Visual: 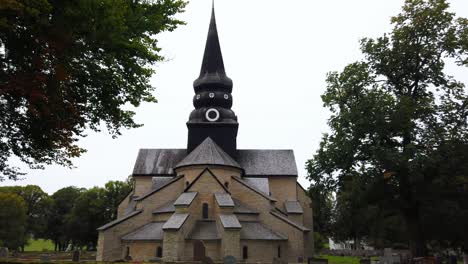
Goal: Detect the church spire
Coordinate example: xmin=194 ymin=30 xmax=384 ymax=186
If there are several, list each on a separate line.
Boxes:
xmin=187 ymin=3 xmax=239 ymax=158
xmin=193 ymin=2 xmax=233 ymax=92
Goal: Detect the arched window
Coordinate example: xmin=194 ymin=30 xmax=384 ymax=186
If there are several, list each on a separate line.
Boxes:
xmin=156 ymin=246 xmax=162 ymax=258
xmin=242 ymin=246 xmax=248 ymax=260
xmin=277 ymin=245 xmax=281 ymax=258
xmin=202 ymin=203 xmax=209 ymax=219
xmin=186 ymin=181 xmax=190 ymax=188
xmin=125 ymin=246 xmax=130 ymax=258
xmin=224 ymin=181 xmax=229 ymax=189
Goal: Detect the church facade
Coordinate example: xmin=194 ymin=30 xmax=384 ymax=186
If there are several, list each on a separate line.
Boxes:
xmin=96 ymin=6 xmax=314 ymax=263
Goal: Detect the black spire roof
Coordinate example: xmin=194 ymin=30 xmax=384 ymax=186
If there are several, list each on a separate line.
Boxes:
xmin=187 ymin=3 xmax=238 ymax=157
xmin=193 ymin=3 xmax=233 ymax=92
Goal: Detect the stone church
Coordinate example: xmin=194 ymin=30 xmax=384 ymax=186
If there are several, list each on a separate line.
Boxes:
xmin=96 ymin=6 xmax=314 ymax=263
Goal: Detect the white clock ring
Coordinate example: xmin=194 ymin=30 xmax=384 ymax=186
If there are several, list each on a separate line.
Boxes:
xmin=205 ymin=108 xmax=220 ymax=122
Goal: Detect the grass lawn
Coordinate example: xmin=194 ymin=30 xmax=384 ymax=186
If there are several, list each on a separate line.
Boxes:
xmin=24 ymin=239 xmax=54 ymax=252
xmin=318 ymin=255 xmax=362 ymax=264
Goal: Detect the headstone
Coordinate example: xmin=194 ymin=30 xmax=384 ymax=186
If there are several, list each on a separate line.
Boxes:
xmin=72 ymin=250 xmax=80 ymax=262
xmin=201 ymin=256 xmax=214 ymax=264
xmin=0 ymin=247 xmax=8 ymax=259
xmin=224 ymin=255 xmax=237 ymax=264
xmin=360 ymin=258 xmax=371 ymax=264
xmin=40 ymin=254 xmax=50 ymax=263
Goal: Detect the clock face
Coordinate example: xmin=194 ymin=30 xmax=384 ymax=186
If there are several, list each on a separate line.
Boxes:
xmin=205 ymin=108 xmax=220 ymax=122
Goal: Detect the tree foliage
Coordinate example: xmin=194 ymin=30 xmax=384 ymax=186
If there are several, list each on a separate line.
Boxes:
xmin=0 ymin=192 xmax=27 ymax=250
xmin=0 ymin=185 xmax=52 ymax=238
xmin=307 ymin=0 xmax=468 ymax=257
xmin=0 ymin=0 xmax=186 ymax=180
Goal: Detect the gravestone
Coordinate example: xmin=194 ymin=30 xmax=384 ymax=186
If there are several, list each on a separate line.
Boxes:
xmin=201 ymin=256 xmax=214 ymax=264
xmin=360 ymin=258 xmax=371 ymax=264
xmin=40 ymin=254 xmax=50 ymax=263
xmin=224 ymin=255 xmax=237 ymax=264
xmin=72 ymin=250 xmax=80 ymax=262
xmin=0 ymin=247 xmax=8 ymax=258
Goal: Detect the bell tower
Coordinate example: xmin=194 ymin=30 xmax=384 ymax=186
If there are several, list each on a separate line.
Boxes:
xmin=187 ymin=4 xmax=239 ymax=158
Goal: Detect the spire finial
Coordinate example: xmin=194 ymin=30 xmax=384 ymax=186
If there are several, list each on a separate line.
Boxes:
xmin=193 ymin=1 xmax=233 ymax=92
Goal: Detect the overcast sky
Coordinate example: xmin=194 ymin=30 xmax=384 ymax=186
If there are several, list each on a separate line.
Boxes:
xmin=2 ymin=0 xmax=468 ymax=194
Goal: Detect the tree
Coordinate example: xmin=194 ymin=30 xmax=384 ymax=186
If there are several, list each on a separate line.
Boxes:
xmin=307 ymin=0 xmax=468 ymax=257
xmin=308 ymin=184 xmax=334 ymax=250
xmin=0 ymin=185 xmax=52 ymax=242
xmin=67 ymin=187 xmax=106 ymax=249
xmin=46 ymin=186 xmax=84 ymax=251
xmin=102 ymin=180 xmax=132 ymax=221
xmin=0 ymin=0 xmax=186 ymax=180
xmin=0 ymin=192 xmax=27 ymax=250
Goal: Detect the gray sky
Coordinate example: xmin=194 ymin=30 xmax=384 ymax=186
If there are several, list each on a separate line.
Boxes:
xmin=2 ymin=0 xmax=468 ymax=194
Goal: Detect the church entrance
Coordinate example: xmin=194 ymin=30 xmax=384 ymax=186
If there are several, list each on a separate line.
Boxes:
xmin=193 ymin=240 xmax=206 ymax=261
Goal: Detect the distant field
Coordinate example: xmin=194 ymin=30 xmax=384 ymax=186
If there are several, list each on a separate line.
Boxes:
xmin=318 ymin=255 xmax=362 ymax=264
xmin=24 ymin=239 xmax=54 ymax=252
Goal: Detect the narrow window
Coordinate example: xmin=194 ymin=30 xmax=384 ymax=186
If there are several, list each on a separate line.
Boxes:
xmin=243 ymin=246 xmax=248 ymax=260
xmin=224 ymin=181 xmax=229 ymax=189
xmin=202 ymin=203 xmax=209 ymax=219
xmin=186 ymin=181 xmax=190 ymax=188
xmin=277 ymin=245 xmax=281 ymax=258
xmin=156 ymin=246 xmax=162 ymax=258
xmin=125 ymin=246 xmax=130 ymax=258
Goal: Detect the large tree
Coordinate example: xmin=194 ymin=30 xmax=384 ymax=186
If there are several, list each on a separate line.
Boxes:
xmin=46 ymin=186 xmax=84 ymax=251
xmin=307 ymin=0 xmax=468 ymax=258
xmin=0 ymin=185 xmax=52 ymax=241
xmin=0 ymin=192 xmax=27 ymax=250
xmin=0 ymin=0 xmax=186 ymax=180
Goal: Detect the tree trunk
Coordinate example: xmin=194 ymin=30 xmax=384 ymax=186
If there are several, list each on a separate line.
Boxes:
xmin=403 ymin=208 xmax=427 ymax=258
xmin=463 ymin=252 xmax=467 ymax=264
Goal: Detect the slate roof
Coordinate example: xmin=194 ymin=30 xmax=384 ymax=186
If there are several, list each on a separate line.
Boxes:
xmin=174 ymin=138 xmax=241 ymax=170
xmin=163 ymin=213 xmax=189 ymax=230
xmin=174 ymin=192 xmax=198 ymax=207
xmin=219 ymin=214 xmax=241 ymax=229
xmin=132 ymin=148 xmax=298 ymax=177
xmin=214 ymin=193 xmax=235 ymax=207
xmin=133 ymin=149 xmax=186 ymax=176
xmin=233 ymin=199 xmax=259 ymax=214
xmin=237 ymin=149 xmax=298 ymax=176
xmin=284 ymin=201 xmax=304 ymax=214
xmin=97 ymin=210 xmax=142 ymax=231
xmin=270 ymin=211 xmax=310 ymax=232
xmin=240 ymin=221 xmax=288 ymax=241
xmin=187 ymin=220 xmax=220 ymax=240
xmin=232 ymin=176 xmax=276 ymax=202
xmin=152 ymin=176 xmax=174 ymax=190
xmin=243 ymin=177 xmax=270 ymax=195
xmin=123 ymin=198 xmax=137 ymax=215
xmin=121 ymin=222 xmax=164 ymax=241
xmin=153 ymin=200 xmax=176 ymax=214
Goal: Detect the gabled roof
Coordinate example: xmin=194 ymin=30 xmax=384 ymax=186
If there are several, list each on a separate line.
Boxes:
xmin=121 ymin=222 xmax=164 ymax=241
xmin=185 ymin=168 xmax=230 ymax=194
xmin=174 ymin=138 xmax=241 ymax=170
xmin=132 ymin=148 xmax=298 ymax=177
xmin=240 ymin=221 xmax=288 ymax=241
xmin=133 ymin=149 xmax=186 ymax=176
xmin=237 ymin=149 xmax=298 ymax=176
